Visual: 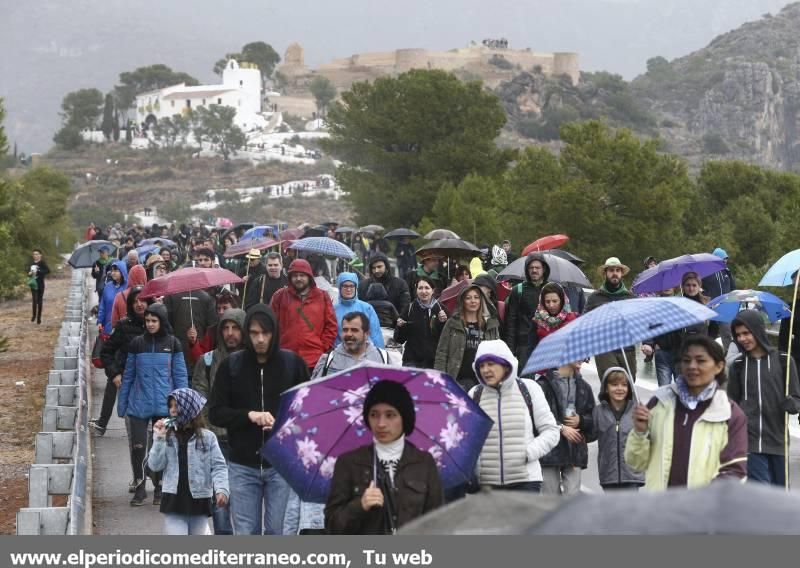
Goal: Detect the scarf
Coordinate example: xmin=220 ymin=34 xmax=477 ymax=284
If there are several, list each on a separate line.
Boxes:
xmin=674 ymin=376 xmax=717 ymax=410
xmin=533 ymin=304 xmax=572 ymax=333
xmin=600 ymin=281 xmax=629 ymax=296
xmin=416 ymin=296 xmax=437 ymax=310
xmin=416 ymin=266 xmax=441 ymax=281
xmin=374 ymin=435 xmax=405 ymax=486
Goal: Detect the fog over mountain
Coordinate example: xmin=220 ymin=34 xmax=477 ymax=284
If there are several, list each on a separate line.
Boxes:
xmin=0 ymin=0 xmax=791 ymax=152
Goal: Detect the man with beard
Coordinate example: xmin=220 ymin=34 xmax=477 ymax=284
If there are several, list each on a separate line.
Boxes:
xmin=584 ymin=257 xmax=636 ymax=380
xmin=358 ymin=252 xmax=410 ymax=316
xmin=246 ymin=252 xmax=288 ymax=310
xmin=193 ymin=307 xmax=246 ymax=535
xmin=270 ymin=259 xmax=338 ymax=371
xmin=503 ymin=253 xmax=551 ymax=368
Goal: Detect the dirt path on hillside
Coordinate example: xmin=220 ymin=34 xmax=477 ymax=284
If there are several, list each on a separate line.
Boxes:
xmin=0 ymin=266 xmax=70 ymax=534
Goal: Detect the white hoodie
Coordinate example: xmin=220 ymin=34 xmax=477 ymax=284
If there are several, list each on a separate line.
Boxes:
xmin=468 ymin=340 xmax=560 ymax=485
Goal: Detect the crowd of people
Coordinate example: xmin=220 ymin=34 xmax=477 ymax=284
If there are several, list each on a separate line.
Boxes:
xmin=75 ymin=219 xmax=800 ymax=535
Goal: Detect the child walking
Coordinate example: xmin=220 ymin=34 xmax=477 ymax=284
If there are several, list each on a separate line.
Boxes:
xmin=536 ymin=361 xmax=595 ymax=495
xmin=588 ymin=367 xmax=644 ymax=490
xmin=148 ymin=388 xmax=229 ymax=535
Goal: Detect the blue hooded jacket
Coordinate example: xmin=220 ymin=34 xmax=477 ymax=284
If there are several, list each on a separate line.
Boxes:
xmin=334 ymin=272 xmax=384 ymax=348
xmin=97 ymin=259 xmax=128 ymax=334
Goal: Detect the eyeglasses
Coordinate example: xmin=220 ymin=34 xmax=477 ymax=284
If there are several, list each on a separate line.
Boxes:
xmin=340 ymin=283 xmax=356 ymax=289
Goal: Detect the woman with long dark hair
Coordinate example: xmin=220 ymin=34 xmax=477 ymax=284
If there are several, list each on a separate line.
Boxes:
xmin=394 ymin=276 xmax=447 ymax=368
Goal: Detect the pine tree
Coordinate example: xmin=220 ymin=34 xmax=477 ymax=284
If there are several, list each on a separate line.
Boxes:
xmin=101 ymin=93 xmax=114 ymax=140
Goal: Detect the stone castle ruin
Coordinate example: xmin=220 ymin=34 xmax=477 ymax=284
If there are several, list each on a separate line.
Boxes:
xmin=277 ymin=42 xmax=579 ymax=92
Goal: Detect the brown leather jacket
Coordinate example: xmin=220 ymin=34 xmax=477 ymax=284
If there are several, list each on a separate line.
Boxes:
xmin=325 ymin=442 xmax=444 ymax=534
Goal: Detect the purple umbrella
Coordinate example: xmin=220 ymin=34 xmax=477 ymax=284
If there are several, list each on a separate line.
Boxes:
xmin=262 ymin=365 xmax=493 ymax=503
xmin=632 ymin=253 xmax=726 ymax=295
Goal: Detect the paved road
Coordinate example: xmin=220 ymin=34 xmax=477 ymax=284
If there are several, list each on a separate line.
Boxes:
xmin=578 ymin=351 xmax=800 ymax=493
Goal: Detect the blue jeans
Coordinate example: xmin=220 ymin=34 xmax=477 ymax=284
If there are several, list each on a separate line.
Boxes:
xmin=654 ymin=349 xmax=675 ymax=387
xmin=491 ymin=481 xmax=541 ymax=493
xmin=163 ymin=513 xmax=209 ymax=535
xmin=227 ymin=461 xmax=291 ymax=535
xmin=748 ymin=453 xmax=785 ymax=486
xmin=211 ymin=439 xmax=233 ymax=535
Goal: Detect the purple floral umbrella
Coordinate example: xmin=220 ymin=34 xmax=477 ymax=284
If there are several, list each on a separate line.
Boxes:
xmin=262 ymin=364 xmax=494 ymax=504
xmin=631 ymin=253 xmax=726 ymax=295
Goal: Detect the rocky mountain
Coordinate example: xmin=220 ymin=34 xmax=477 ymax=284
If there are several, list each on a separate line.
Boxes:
xmin=502 ymin=2 xmax=800 ymax=171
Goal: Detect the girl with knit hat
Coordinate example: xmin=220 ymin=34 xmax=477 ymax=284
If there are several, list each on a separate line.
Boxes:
xmin=325 ymin=380 xmax=443 ymax=534
xmin=149 ymin=388 xmax=229 ymax=535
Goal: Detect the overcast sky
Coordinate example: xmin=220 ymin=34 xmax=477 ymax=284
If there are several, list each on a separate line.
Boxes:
xmin=0 ymin=0 xmax=793 ymax=152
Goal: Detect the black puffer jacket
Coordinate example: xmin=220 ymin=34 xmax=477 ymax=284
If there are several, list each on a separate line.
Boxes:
xmin=358 ymin=253 xmax=411 ymax=315
xmin=536 ymin=370 xmax=595 ymax=469
xmin=503 ymin=254 xmax=551 ymax=364
xmin=100 ymin=289 xmax=145 ymax=380
xmin=208 ymin=304 xmax=309 ymax=467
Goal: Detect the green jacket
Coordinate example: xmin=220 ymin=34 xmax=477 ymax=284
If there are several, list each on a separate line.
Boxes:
xmin=434 ymin=316 xmax=500 ymax=382
xmin=624 ymin=384 xmax=748 ymax=490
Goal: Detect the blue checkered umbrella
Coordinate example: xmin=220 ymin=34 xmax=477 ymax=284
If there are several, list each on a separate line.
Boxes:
xmin=522 ymin=297 xmax=717 ymax=375
xmin=289 ymin=237 xmax=356 ymax=259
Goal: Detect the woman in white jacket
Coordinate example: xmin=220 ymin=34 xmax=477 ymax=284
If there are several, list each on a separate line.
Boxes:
xmin=468 ymin=340 xmax=560 ymax=492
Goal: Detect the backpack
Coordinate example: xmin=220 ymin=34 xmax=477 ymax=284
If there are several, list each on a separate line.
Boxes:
xmin=321 ymin=348 xmax=388 ymax=377
xmin=472 ymin=378 xmax=540 ymax=437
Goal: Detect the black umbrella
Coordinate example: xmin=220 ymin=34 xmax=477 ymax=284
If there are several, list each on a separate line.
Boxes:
xmin=334 ymin=226 xmax=357 ymax=234
xmin=424 ymin=229 xmax=460 ymax=240
xmin=547 ymin=248 xmax=585 ymax=265
xmin=303 ymin=225 xmax=329 ymax=237
xmin=400 ymin=489 xmax=561 ymax=535
xmin=530 ymin=480 xmax=800 ymax=535
xmin=385 ymin=228 xmax=421 ymax=239
xmin=359 ymin=224 xmax=385 ymax=235
xmin=416 ymin=238 xmax=481 ymax=258
xmin=68 ymin=240 xmax=118 ymax=269
xmin=497 ymin=253 xmax=591 ymax=287
xmin=221 ymin=222 xmax=258 ymax=242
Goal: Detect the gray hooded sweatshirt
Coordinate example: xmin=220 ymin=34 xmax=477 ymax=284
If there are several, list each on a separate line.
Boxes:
xmin=587 ymin=367 xmax=645 ymax=487
xmin=193 ymin=308 xmax=246 ymax=439
xmin=728 ymin=309 xmax=800 ymax=456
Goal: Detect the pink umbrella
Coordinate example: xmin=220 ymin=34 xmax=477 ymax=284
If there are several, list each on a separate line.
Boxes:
xmin=140 ymin=268 xmax=242 ymax=325
xmin=216 ymin=217 xmax=234 ymax=228
xmin=522 ymin=234 xmax=570 ymax=256
xmin=223 ymin=237 xmax=280 ymax=258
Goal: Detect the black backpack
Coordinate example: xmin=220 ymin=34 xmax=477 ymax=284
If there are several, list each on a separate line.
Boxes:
xmin=471 ymin=378 xmax=540 ymax=436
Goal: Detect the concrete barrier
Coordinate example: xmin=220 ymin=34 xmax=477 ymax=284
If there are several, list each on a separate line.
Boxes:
xmin=17 ymin=267 xmax=91 ymax=534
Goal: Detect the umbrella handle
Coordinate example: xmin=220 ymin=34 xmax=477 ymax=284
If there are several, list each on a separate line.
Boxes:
xmin=620 ymin=348 xmax=640 ymax=406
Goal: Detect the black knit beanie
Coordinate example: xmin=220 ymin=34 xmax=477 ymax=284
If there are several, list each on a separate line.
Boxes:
xmin=362 ymin=380 xmax=416 ymax=436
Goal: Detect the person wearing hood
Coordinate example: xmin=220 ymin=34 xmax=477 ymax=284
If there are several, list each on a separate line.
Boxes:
xmin=435 ymin=284 xmax=501 ymax=392
xmin=587 ymin=367 xmax=644 ymax=490
xmin=585 ymin=257 xmax=637 ymax=381
xmin=364 ymin=282 xmax=399 ymax=330
xmin=728 ymin=310 xmax=800 ymax=486
xmin=245 ymin=252 xmax=288 ymax=310
xmin=111 ymin=264 xmax=147 ymax=327
xmin=503 ymin=253 xmax=551 ymax=367
xmin=119 ymin=303 xmax=189 ymax=506
xmin=406 ymin=252 xmax=446 ymax=299
xmin=641 ymin=271 xmax=710 ymax=387
xmin=192 ymin=307 xmax=246 ymax=536
xmin=394 ymin=276 xmax=447 ymax=368
xmin=270 ymin=259 xmax=338 ymax=370
xmin=97 ymin=259 xmax=128 ymax=335
xmin=325 ymin=380 xmax=443 ymax=534
xmin=529 ymin=282 xmax=577 ymax=361
xmin=208 ymin=304 xmax=309 ymax=535
xmin=626 ymin=335 xmax=748 ymax=490
xmin=468 ymin=340 xmax=559 ymax=492
xmin=149 ymin=388 xmax=229 ymax=535
xmin=703 ymin=248 xmax=736 ymax=352
xmin=358 ymin=252 xmax=411 ymax=316
xmin=90 ymin=285 xmax=149 ymax=438
xmin=334 ymin=273 xmax=384 ymax=348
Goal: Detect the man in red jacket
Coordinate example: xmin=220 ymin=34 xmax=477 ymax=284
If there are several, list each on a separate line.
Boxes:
xmin=270 ymin=259 xmax=337 ymax=371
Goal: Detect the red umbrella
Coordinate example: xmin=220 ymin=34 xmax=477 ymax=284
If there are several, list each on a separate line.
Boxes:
xmin=139 ymin=268 xmax=242 ymax=299
xmin=522 ymin=234 xmax=570 ymax=256
xmin=223 ymin=237 xmax=280 ymax=258
xmin=279 ymin=228 xmax=304 ymax=241
xmin=439 ymin=279 xmax=472 ymax=314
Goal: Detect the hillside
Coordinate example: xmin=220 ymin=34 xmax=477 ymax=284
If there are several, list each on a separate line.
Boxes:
xmin=41 ymin=144 xmax=354 ymax=228
xmin=503 ymin=3 xmax=800 ymax=171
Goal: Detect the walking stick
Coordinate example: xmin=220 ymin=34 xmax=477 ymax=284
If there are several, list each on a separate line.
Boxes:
xmin=242 ymin=261 xmax=252 ymax=305
xmin=784 ymin=270 xmax=800 ymax=491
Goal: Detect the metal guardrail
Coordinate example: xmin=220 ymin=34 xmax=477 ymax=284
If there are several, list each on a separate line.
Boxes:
xmin=16 ymin=268 xmax=90 ymax=535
